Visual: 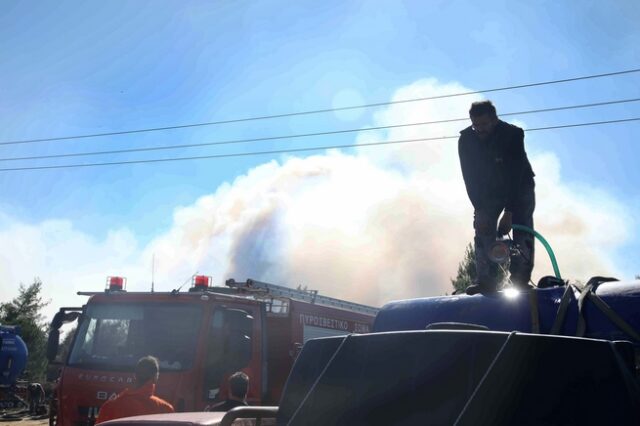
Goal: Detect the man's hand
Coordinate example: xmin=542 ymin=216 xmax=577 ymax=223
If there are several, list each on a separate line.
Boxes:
xmin=498 ymin=211 xmax=513 ymax=236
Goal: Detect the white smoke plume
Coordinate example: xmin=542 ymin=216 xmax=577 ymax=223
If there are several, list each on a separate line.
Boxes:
xmin=0 ymin=78 xmax=633 ymax=317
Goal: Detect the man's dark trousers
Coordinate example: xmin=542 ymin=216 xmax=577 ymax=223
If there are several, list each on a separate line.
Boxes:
xmin=474 ymin=184 xmax=535 ymax=289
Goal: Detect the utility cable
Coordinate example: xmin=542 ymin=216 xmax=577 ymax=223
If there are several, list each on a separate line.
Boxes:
xmin=0 ymin=117 xmax=637 ymax=172
xmin=1 ymin=98 xmax=638 ymax=163
xmin=1 ymin=68 xmax=639 ymax=146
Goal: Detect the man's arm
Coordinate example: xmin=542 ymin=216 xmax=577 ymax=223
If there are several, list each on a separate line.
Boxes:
xmin=206 ymin=400 xmax=228 ymax=412
xmin=149 ymin=395 xmax=175 ymax=413
xmin=504 ymin=128 xmax=526 ymax=212
xmin=458 ymin=136 xmax=483 ymax=210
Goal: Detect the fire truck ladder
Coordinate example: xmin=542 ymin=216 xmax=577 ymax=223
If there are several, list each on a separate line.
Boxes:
xmin=225 ymin=278 xmax=379 ymax=316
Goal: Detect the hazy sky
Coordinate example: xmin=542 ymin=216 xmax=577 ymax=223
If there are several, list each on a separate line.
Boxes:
xmin=1 ymin=0 xmax=639 ymax=318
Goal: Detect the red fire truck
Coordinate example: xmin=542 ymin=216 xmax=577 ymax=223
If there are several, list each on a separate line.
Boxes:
xmin=46 ymin=276 xmax=377 ymax=426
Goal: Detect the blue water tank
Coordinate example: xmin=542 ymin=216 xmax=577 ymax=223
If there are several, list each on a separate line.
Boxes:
xmin=0 ymin=325 xmax=29 ymax=386
xmin=373 ymin=280 xmax=640 ymax=345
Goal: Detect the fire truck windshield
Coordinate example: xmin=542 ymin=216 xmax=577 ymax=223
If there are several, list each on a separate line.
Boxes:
xmin=68 ymin=303 xmax=203 ymax=371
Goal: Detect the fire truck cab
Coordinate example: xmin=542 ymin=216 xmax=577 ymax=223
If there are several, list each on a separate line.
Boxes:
xmin=46 ymin=276 xmax=377 ymax=426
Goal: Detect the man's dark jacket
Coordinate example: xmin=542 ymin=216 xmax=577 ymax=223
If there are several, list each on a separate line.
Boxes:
xmin=458 ymin=120 xmax=534 ymax=212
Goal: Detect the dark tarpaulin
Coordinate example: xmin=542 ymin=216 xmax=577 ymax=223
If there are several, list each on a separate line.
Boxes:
xmin=277 ymin=330 xmax=640 ymax=426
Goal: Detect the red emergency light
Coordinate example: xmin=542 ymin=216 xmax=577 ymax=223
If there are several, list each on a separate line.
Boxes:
xmin=190 ymin=275 xmax=211 ymax=291
xmin=106 ymin=276 xmax=126 ymax=292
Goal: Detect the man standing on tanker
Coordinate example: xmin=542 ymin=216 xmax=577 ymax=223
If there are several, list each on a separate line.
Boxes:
xmin=458 ymin=100 xmax=536 ymax=295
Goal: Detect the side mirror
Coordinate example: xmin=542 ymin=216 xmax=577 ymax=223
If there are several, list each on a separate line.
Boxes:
xmin=47 ymin=308 xmax=82 ymax=362
xmin=46 ymin=329 xmax=60 ymax=362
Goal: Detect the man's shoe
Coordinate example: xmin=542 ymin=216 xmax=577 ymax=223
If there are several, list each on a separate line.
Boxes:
xmin=465 ymin=284 xmax=482 ymax=295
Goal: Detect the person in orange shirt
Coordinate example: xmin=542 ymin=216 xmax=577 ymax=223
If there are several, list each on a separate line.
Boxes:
xmin=96 ymin=356 xmax=174 ymax=424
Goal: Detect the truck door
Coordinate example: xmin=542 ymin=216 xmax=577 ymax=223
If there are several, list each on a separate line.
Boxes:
xmin=203 ymin=307 xmax=253 ymax=402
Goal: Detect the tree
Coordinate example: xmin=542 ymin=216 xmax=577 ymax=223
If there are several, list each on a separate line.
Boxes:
xmin=451 ymin=243 xmax=506 ymax=293
xmin=451 ymin=244 xmax=476 ymax=294
xmin=0 ymin=278 xmax=50 ymax=383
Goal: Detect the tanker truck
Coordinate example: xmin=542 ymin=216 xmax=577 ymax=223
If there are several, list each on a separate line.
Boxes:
xmin=0 ymin=325 xmax=28 ymax=410
xmin=46 ymin=276 xmax=377 ymax=426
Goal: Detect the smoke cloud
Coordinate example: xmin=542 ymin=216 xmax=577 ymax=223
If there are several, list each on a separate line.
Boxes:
xmin=0 ymin=78 xmax=632 ymax=317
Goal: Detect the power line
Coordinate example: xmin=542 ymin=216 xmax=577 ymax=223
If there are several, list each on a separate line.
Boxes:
xmin=2 ymin=68 xmax=639 ymax=146
xmin=2 ymin=97 xmax=638 ymax=163
xmin=0 ymin=117 xmax=638 ymax=172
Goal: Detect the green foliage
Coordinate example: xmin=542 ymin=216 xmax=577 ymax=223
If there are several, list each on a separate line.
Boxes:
xmin=451 ymin=244 xmax=477 ymax=294
xmin=0 ymin=278 xmax=50 ymax=383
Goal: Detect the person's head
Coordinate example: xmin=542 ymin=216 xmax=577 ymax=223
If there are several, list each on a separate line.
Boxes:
xmin=135 ymin=356 xmax=160 ymax=388
xmin=228 ymin=371 xmax=249 ymax=400
xmin=469 ymin=100 xmax=499 ymax=140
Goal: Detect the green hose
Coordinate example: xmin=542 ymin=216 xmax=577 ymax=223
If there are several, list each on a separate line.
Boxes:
xmin=512 ymin=224 xmax=562 ymax=279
